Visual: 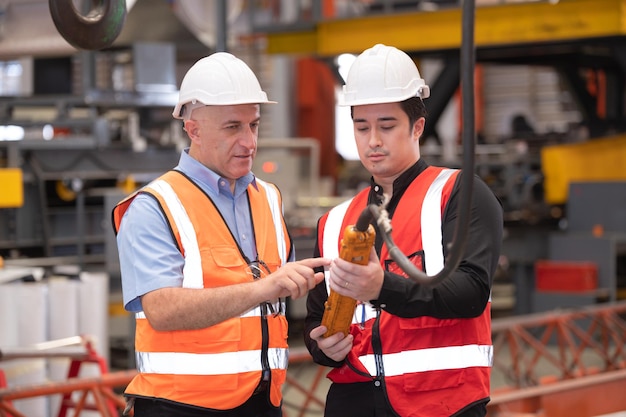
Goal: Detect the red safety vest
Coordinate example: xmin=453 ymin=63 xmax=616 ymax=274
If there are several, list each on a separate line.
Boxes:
xmin=112 ymin=170 xmax=291 ymax=410
xmin=319 ymin=166 xmax=492 ymax=417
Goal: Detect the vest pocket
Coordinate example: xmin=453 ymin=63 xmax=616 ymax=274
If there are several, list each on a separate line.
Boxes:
xmin=172 ymin=319 xmax=241 ymax=346
xmin=209 ymin=246 xmax=247 ymax=267
xmin=402 ymin=368 xmax=465 ymax=392
xmin=396 ymin=316 xmax=462 ymax=353
xmin=397 ymin=316 xmax=461 ymax=330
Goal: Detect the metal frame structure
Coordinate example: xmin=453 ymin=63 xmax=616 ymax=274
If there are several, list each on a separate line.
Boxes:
xmin=2 ymin=302 xmax=625 ymax=417
xmin=0 ymin=336 xmax=125 ymax=417
xmin=488 ymin=301 xmax=626 ymax=416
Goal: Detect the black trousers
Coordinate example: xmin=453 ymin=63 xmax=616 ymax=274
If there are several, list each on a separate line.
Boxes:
xmin=323 ymin=381 xmax=488 ymax=417
xmin=132 ymin=395 xmax=281 ymax=417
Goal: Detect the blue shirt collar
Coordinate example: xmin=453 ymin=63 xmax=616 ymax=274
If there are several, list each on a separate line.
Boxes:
xmin=176 ymin=148 xmax=257 ymax=197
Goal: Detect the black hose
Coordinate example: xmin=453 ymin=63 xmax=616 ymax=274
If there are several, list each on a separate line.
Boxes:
xmin=355 ymin=205 xmax=376 ymax=232
xmin=366 ymin=0 xmax=476 ymax=285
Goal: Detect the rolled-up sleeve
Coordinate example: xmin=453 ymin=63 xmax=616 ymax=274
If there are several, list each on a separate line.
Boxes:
xmin=117 ymin=193 xmax=185 ymax=312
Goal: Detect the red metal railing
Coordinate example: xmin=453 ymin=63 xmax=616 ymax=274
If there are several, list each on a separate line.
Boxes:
xmin=488 ymin=301 xmax=626 ymax=417
xmin=0 ymin=336 xmax=129 ymax=417
xmin=2 ymin=302 xmax=626 ymax=417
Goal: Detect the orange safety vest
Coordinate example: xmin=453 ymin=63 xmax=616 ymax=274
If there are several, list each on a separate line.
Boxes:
xmin=319 ymin=166 xmax=492 ymax=417
xmin=112 ymin=170 xmax=291 ymax=410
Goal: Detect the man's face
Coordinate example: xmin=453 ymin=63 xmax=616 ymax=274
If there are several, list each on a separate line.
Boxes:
xmin=352 ymin=102 xmax=423 ymax=184
xmin=186 ymin=104 xmax=261 ymax=183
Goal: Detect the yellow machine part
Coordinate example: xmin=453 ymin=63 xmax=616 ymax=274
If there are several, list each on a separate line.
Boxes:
xmin=117 ymin=176 xmax=137 ymax=195
xmin=541 ymin=134 xmax=626 ymax=205
xmin=55 ymin=180 xmax=77 ymax=202
xmin=0 ymin=168 xmax=24 ymax=208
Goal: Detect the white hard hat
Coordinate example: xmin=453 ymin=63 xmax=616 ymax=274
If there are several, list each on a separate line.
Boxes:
xmin=338 ymin=44 xmax=430 ymax=107
xmin=172 ymin=52 xmax=276 ymax=119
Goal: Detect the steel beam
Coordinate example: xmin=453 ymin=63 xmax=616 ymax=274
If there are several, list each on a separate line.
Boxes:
xmin=265 ymin=0 xmax=626 ymax=57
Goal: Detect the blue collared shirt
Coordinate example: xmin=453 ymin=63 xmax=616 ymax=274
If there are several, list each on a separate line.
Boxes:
xmin=117 ymin=149 xmax=289 ymax=312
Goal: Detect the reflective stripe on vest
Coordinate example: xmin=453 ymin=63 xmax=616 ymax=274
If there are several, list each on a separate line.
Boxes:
xmin=256 ymin=178 xmax=288 ymax=265
xmin=359 ymin=344 xmax=493 ymax=376
xmin=323 ymin=197 xmax=353 ymax=296
xmin=421 ymin=168 xmax=456 ymax=275
xmin=148 ymin=179 xmax=203 ymax=288
xmin=136 ymin=347 xmax=289 ymax=375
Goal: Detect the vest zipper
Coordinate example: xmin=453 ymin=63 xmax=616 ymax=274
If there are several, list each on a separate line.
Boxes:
xmin=260 ymin=303 xmax=271 ymax=381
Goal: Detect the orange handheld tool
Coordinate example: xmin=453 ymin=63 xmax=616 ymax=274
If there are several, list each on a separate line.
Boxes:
xmin=321 ymin=219 xmax=375 ymax=338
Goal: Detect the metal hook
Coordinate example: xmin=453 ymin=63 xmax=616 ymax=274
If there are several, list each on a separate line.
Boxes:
xmin=49 ymin=0 xmax=127 ymax=50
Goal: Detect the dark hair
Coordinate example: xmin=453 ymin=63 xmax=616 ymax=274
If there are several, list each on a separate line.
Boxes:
xmin=400 ymin=96 xmax=428 ymax=128
xmin=350 ymin=96 xmax=428 ymax=133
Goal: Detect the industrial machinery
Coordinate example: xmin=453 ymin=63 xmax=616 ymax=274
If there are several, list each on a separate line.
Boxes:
xmin=2 ymin=1 xmax=626 ymax=416
xmin=0 ymin=42 xmax=183 ymax=270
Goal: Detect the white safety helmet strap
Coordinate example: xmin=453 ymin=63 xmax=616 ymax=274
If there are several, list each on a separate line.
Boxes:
xmin=338 ymin=44 xmax=430 ymax=107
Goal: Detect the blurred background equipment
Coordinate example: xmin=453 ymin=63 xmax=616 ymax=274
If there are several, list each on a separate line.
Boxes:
xmin=1 ymin=1 xmax=626 ymax=416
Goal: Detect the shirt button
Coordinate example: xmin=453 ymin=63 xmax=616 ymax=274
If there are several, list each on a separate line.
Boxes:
xmin=242 ymin=234 xmax=247 ymax=240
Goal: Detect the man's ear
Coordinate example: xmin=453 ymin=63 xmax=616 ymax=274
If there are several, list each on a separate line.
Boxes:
xmin=412 ymin=117 xmax=425 ymax=141
xmin=184 ymin=120 xmax=200 ymax=140
xmin=184 ymin=120 xmax=203 ymax=149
